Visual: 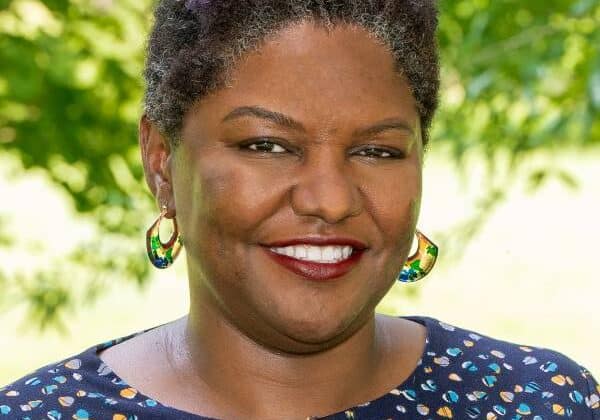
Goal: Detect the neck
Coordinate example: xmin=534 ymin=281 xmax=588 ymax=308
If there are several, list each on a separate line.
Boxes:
xmin=170 ymin=298 xmax=391 ymax=418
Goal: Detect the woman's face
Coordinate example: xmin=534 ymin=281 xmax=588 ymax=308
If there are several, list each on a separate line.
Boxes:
xmin=156 ymin=20 xmax=423 ymax=352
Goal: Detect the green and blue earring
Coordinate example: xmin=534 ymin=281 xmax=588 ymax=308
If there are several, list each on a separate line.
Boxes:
xmin=146 ymin=204 xmax=183 ymax=269
xmin=397 ymin=230 xmax=438 ymax=283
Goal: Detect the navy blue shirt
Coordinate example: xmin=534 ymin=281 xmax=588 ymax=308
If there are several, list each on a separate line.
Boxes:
xmin=2 ymin=316 xmax=599 ymax=419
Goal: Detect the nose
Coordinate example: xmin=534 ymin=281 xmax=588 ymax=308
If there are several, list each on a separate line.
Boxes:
xmin=290 ymin=153 xmax=363 ymax=224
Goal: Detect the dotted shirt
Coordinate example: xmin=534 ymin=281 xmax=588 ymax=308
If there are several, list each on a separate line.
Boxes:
xmin=1 ymin=316 xmax=599 ymax=419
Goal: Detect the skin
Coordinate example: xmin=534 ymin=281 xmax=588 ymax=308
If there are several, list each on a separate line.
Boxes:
xmin=100 ymin=20 xmax=428 ymax=419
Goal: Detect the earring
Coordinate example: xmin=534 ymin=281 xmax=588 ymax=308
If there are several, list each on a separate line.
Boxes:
xmin=146 ymin=204 xmax=183 ymax=269
xmin=397 ymin=230 xmax=438 ymax=283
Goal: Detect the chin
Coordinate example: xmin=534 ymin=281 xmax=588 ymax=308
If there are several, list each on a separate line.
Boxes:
xmin=268 ymin=305 xmax=363 ymax=349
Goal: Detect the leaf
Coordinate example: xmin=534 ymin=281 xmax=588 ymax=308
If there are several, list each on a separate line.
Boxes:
xmin=527 ymin=170 xmax=549 ymax=192
xmin=570 ymin=0 xmax=597 ymax=16
xmin=589 ymin=68 xmax=600 ymax=110
xmin=555 ymin=169 xmax=579 ymax=190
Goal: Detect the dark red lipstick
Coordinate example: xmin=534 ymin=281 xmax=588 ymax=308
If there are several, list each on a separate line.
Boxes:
xmin=261 ymin=236 xmax=367 ymax=281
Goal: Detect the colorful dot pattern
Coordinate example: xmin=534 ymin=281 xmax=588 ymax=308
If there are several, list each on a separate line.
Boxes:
xmin=1 ymin=317 xmax=598 ymax=419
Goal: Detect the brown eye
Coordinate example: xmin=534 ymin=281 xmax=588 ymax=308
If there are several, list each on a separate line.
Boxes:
xmin=354 ymin=146 xmax=404 ymax=159
xmin=242 ymin=139 xmax=287 ymax=153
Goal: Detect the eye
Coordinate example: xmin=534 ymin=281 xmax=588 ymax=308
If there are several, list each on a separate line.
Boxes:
xmin=353 ymin=146 xmax=404 ymax=159
xmin=241 ymin=139 xmax=288 ymax=154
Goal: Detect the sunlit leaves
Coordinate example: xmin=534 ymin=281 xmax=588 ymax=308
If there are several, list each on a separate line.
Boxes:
xmin=0 ymin=0 xmax=153 ymax=328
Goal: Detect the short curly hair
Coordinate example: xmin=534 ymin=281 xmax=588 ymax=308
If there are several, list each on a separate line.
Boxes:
xmin=144 ymin=0 xmax=439 ymax=147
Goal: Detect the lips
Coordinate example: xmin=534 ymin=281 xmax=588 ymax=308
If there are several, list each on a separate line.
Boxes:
xmin=261 ymin=236 xmax=368 ymax=281
xmin=263 ymin=247 xmax=365 ymax=281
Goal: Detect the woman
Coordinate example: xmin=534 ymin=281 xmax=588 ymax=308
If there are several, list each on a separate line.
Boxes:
xmin=1 ymin=1 xmax=598 ymax=419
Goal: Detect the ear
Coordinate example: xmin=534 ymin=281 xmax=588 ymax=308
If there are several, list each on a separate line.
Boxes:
xmin=139 ymin=114 xmax=176 ymax=218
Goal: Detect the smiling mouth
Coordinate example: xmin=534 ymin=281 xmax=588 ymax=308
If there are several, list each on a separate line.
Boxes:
xmin=268 ymin=244 xmax=354 ymax=264
xmin=262 ymin=245 xmax=365 ymax=281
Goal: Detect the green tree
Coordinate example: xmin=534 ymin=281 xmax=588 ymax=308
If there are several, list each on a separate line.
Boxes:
xmin=0 ymin=0 xmax=598 ymax=329
xmin=435 ymin=0 xmax=599 ymax=249
xmin=0 ymin=0 xmax=153 ymax=330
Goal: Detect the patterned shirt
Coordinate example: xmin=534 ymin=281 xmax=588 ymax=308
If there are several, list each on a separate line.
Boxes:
xmin=1 ymin=316 xmax=599 ymax=419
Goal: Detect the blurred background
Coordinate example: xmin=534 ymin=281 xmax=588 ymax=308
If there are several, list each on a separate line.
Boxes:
xmin=0 ymin=0 xmax=598 ymax=384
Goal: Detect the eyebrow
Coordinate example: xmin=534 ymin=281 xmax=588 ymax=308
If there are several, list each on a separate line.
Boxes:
xmin=222 ymin=106 xmax=305 ymax=132
xmin=221 ymin=105 xmax=415 ymax=137
xmin=352 ymin=118 xmax=415 ymax=138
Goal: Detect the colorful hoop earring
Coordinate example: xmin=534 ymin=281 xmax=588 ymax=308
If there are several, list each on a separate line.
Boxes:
xmin=146 ymin=205 xmax=183 ymax=269
xmin=397 ymin=230 xmax=438 ymax=283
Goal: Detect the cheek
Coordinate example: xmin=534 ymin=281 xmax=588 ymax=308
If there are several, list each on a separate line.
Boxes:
xmin=363 ymin=163 xmax=422 ymax=245
xmin=174 ymin=151 xmax=282 ymax=246
xmin=361 ymin=167 xmax=421 ymax=284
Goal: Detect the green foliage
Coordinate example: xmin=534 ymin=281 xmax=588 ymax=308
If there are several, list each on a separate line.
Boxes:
xmin=434 ymin=0 xmax=599 ymax=253
xmin=0 ymin=0 xmax=154 ymax=329
xmin=437 ymin=0 xmax=599 ymax=160
xmin=0 ymin=0 xmax=598 ymax=329
xmin=0 ymin=0 xmax=150 ymax=216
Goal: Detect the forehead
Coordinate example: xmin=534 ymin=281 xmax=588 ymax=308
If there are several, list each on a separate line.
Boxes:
xmin=193 ymin=20 xmax=418 ymax=130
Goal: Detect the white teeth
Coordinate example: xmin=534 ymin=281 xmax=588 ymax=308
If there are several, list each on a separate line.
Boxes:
xmin=270 ymin=245 xmax=354 ymax=263
xmin=296 ymin=246 xmax=307 ymax=259
xmin=307 ymin=246 xmax=321 ymax=261
xmin=342 ymin=246 xmax=351 ymax=259
xmin=322 ymin=246 xmax=334 ymax=260
xmin=333 ymin=247 xmax=342 ymax=259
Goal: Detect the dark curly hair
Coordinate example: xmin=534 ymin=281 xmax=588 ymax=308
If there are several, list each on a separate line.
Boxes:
xmin=144 ymin=0 xmax=439 ymax=148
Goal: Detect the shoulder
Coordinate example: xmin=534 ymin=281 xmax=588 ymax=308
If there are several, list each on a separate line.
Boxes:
xmin=414 ymin=316 xmax=600 ymax=419
xmin=0 ymin=347 xmax=109 ymax=418
xmin=0 ymin=330 xmax=168 ymax=419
